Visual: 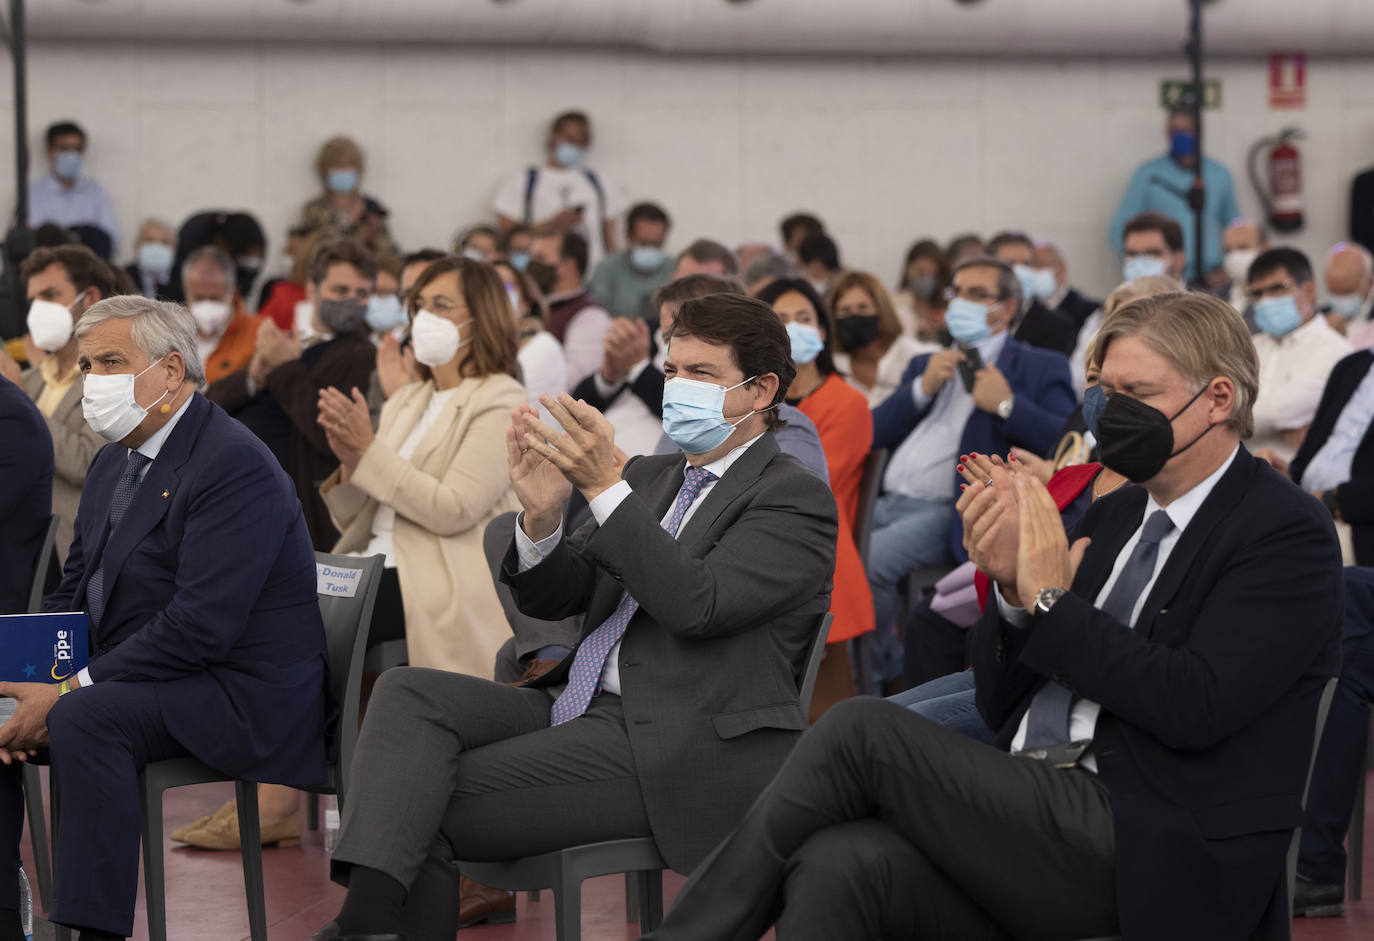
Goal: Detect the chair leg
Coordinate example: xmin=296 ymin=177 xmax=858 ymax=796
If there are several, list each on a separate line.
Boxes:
xmin=140 ymin=774 xmax=168 ymax=941
xmin=552 ymin=867 xmax=582 ymax=941
xmin=624 ymin=871 xmax=639 ymax=923
xmin=307 ymin=790 xmax=319 ymax=831
xmin=1350 ymin=762 xmax=1366 ymax=902
xmin=638 ymin=869 xmax=664 ymax=933
xmin=235 ymin=782 xmax=269 ymax=941
xmin=22 ymin=764 xmax=53 ymax=912
xmin=49 ymin=772 xmax=72 ymax=941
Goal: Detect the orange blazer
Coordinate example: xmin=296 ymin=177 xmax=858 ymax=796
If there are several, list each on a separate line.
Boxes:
xmin=204 ymin=309 xmax=259 ymax=386
xmin=798 ymin=372 xmax=875 ymax=643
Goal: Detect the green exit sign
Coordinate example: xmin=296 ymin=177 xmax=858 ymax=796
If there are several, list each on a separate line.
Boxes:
xmin=1161 ymin=79 xmax=1222 ymax=110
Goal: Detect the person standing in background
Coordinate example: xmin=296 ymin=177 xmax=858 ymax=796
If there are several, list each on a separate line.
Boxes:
xmin=1109 ymin=107 xmax=1240 ymax=284
xmin=299 ymin=135 xmax=399 ymax=260
xmin=26 ymin=120 xmax=121 ymax=259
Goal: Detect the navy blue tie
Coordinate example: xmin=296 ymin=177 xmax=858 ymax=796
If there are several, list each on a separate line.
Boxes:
xmin=86 ymin=451 xmax=152 ymax=628
xmin=1021 ymin=508 xmax=1174 ymax=750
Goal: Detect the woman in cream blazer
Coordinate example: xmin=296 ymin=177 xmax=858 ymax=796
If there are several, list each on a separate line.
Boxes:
xmin=319 ymin=255 xmax=525 ymax=676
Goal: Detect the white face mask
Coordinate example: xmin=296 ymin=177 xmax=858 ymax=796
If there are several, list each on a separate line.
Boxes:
xmin=27 ymin=296 xmax=80 ymax=352
xmin=411 ymin=309 xmax=470 ymax=367
xmin=188 ymin=299 xmax=233 ymax=337
xmin=82 ymin=358 xmax=170 ymax=443
xmin=1223 ymin=249 xmax=1259 ymax=285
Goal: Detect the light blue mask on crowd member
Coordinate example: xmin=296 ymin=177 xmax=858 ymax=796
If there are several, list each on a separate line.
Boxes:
xmin=662 ymin=376 xmax=760 ymax=454
xmin=137 ymin=241 xmax=174 ymax=277
xmin=54 ymin=149 xmax=83 ymax=181
xmin=944 ymin=297 xmax=993 ymax=345
xmin=1012 ymin=265 xmax=1049 ymax=305
xmin=365 ymin=294 xmax=405 ymax=332
xmin=327 ymin=168 xmax=360 ymax=194
xmin=1254 ymin=294 xmax=1303 ymax=338
xmin=1122 ymin=255 xmax=1168 ymax=281
xmin=554 ymin=142 xmax=584 ymax=168
xmin=786 ymin=322 xmax=825 ymax=365
xmin=1081 ymin=384 xmax=1107 ymax=436
xmin=630 ymin=246 xmax=665 ymax=272
xmin=1328 ymin=293 xmax=1366 ymax=319
xmin=509 ymin=251 xmax=532 ymax=272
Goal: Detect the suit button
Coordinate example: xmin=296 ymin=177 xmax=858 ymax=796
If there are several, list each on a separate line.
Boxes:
xmin=994 ymin=640 xmax=1004 ymax=663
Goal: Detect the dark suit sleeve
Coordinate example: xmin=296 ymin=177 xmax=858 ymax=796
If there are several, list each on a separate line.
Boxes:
xmin=582 ymin=465 xmax=838 ymax=641
xmin=204 ymin=368 xmax=253 ymax=415
xmin=1014 ymin=504 xmax=1341 ymax=751
xmin=872 ymin=354 xmax=932 ymax=451
xmin=1002 ymin=352 xmax=1076 ymax=457
xmin=1352 ymin=170 xmax=1374 ymax=253
xmin=571 ymin=373 xmax=615 ymax=411
xmin=264 ymin=351 xmax=371 ymax=459
xmin=85 ymin=445 xmax=296 ymax=682
xmin=572 ymin=364 xmax=665 ymax=417
xmin=501 ymin=516 xmax=604 ymax=622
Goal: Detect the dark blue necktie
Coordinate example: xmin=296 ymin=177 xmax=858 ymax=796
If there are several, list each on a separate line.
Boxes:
xmin=1021 ymin=508 xmax=1175 ymax=750
xmin=86 ymin=451 xmax=152 ymax=628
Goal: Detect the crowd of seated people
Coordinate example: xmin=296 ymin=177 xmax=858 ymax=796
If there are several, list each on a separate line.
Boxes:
xmin=2 ymin=105 xmax=1374 ymax=941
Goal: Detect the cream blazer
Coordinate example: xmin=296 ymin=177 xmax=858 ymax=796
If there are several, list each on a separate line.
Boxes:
xmin=322 ymin=374 xmax=524 ymax=676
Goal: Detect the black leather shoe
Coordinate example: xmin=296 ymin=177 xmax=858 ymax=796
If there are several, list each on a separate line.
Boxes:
xmin=1293 ymin=876 xmax=1344 ymax=917
xmin=308 ymin=923 xmax=406 ymax=941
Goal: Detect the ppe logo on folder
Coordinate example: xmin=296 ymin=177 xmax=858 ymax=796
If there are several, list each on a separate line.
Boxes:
xmin=1 ymin=612 xmax=89 ymax=683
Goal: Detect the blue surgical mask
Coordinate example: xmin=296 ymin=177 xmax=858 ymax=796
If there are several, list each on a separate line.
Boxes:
xmin=662 ymin=376 xmax=760 ymax=454
xmin=509 ymin=251 xmax=531 ymax=272
xmin=326 ymin=168 xmax=360 ymax=194
xmin=786 ymin=322 xmax=825 ymax=365
xmin=1123 ymin=255 xmax=1168 ymax=281
xmin=1029 ymin=267 xmax=1058 ymax=302
xmin=630 ymin=246 xmax=665 ymax=272
xmin=1012 ymin=265 xmax=1041 ymax=305
xmin=1169 ymin=130 xmax=1197 ymax=161
xmin=1328 ymin=293 xmax=1367 ymax=319
xmin=54 ymin=149 xmax=83 ymax=181
xmin=944 ymin=297 xmax=992 ymax=345
xmin=553 ymin=142 xmax=584 ymax=168
xmin=1254 ymin=294 xmax=1303 ymax=338
xmin=365 ymin=294 xmax=405 ymax=332
xmin=137 ymin=241 xmax=174 ymax=277
xmin=1082 ymin=384 xmax=1106 ymax=436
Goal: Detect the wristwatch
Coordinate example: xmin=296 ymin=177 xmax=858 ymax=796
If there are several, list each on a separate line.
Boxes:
xmin=1033 ymin=586 xmax=1067 ymax=616
xmin=996 ymin=395 xmax=1015 ymax=420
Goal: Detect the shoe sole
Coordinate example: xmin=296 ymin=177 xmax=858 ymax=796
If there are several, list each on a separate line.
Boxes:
xmin=1294 ymin=904 xmax=1344 ymax=918
xmin=457 ymin=908 xmax=517 ymax=929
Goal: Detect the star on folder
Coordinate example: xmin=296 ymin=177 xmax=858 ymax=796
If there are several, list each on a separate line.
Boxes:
xmin=22 ymin=663 xmax=37 ymax=679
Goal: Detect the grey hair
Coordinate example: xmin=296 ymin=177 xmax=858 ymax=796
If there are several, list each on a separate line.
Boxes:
xmin=742 ymin=251 xmax=797 ymax=287
xmin=952 ymin=256 xmax=1022 ymax=309
xmin=181 ymin=245 xmax=237 ymax=297
xmin=75 ymin=295 xmax=206 ymax=386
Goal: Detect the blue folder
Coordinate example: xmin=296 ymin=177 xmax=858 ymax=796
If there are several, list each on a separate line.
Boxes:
xmin=0 ymin=612 xmax=89 ymax=683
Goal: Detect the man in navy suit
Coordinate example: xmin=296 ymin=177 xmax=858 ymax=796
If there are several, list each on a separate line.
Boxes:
xmin=0 ymin=377 xmax=54 ymax=616
xmin=0 ymin=296 xmax=327 ymax=941
xmin=868 ymin=257 xmax=1075 ymax=668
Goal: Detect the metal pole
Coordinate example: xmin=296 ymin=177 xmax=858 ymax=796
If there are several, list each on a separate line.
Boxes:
xmin=1187 ymin=0 xmax=1206 ymax=285
xmin=11 ymin=0 xmax=26 ymax=229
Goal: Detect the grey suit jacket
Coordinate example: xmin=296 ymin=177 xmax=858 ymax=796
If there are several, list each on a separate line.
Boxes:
xmin=21 ymin=367 xmax=105 ymax=562
xmin=502 ymin=433 xmax=838 ymax=873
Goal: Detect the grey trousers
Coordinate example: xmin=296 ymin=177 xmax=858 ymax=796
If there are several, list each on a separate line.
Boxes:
xmin=644 ymin=697 xmax=1119 ymax=941
xmin=333 ymin=667 xmax=653 ymax=939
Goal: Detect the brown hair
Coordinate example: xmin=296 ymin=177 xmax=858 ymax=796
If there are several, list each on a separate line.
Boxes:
xmin=1122 ymin=212 xmax=1184 ymax=253
xmin=826 ymin=270 xmax=902 ymax=350
xmin=315 ymin=135 xmax=365 ymax=182
xmin=667 ymin=293 xmax=795 ymax=432
xmin=491 ymin=255 xmax=548 ymax=321
xmin=309 ymin=237 xmax=378 ymax=286
xmin=1090 ymin=292 xmax=1257 ymax=438
xmin=409 ymin=256 xmax=520 ymax=382
xmin=20 ymin=244 xmax=117 ymax=299
xmin=651 ymin=273 xmax=745 ymax=319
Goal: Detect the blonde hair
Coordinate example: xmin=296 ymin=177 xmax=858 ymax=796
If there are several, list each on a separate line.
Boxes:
xmin=1090 ymin=291 xmax=1258 ymax=438
xmin=315 ymin=135 xmax=365 ymax=183
xmin=825 ymin=270 xmax=902 ymax=350
xmin=1102 ymin=275 xmax=1185 ymax=317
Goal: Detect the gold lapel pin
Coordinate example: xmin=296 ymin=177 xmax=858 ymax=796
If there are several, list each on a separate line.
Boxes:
xmin=161 ymin=490 xmax=170 ymax=499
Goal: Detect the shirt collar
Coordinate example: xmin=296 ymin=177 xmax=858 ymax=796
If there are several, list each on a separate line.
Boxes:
xmin=974 ymin=329 xmax=1009 ymax=363
xmin=1143 ymin=444 xmax=1239 ymax=536
xmin=131 ymin=394 xmax=195 ymax=464
xmin=692 ymin=432 xmax=766 ymax=481
xmin=1046 ymin=284 xmax=1070 ymax=311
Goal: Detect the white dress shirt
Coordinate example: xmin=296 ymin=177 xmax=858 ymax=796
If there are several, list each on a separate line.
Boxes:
xmin=1001 ymin=446 xmax=1241 ymax=773
xmin=1301 ymin=358 xmax=1374 ymax=493
xmin=514 ymin=433 xmax=766 ymax=695
xmin=1250 ymin=316 xmax=1350 ymax=461
xmin=883 ymin=331 xmax=1008 ymax=500
xmin=77 ymin=394 xmax=196 ymax=688
xmin=518 ymin=329 xmax=568 ymax=425
xmin=833 ymin=334 xmax=939 ymax=408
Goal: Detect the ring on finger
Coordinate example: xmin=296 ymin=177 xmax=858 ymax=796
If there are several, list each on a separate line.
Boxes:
xmin=983 ymin=478 xmax=995 ymax=488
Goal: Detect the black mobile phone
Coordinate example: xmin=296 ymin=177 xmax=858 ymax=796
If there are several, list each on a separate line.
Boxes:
xmin=957 ymin=344 xmax=984 ymax=393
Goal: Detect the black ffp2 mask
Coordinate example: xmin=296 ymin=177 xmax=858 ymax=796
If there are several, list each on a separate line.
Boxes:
xmin=834 ymin=315 xmax=880 ymax=351
xmin=1096 ymin=385 xmax=1216 ymax=483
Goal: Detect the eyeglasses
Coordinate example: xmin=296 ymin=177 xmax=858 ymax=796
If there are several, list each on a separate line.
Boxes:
xmin=943 ymin=287 xmax=1003 ymax=303
xmin=1245 ymin=280 xmax=1299 ymax=303
xmin=421 ymin=296 xmax=468 ymax=316
xmin=835 ymin=305 xmax=876 ymax=317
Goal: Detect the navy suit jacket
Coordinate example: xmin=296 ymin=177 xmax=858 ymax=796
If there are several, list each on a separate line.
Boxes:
xmin=872 ymin=335 xmax=1075 ymax=560
xmin=0 ymin=379 xmax=54 ymax=615
xmin=971 ymin=449 xmax=1342 ymax=940
xmin=46 ymin=393 xmax=327 ymax=786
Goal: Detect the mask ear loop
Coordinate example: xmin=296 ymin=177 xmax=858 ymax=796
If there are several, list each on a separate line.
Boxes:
xmin=1167 ymin=380 xmax=1221 ymax=459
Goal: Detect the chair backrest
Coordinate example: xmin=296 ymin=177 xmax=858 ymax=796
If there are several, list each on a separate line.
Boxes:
xmin=26 ymin=516 xmax=61 ymax=614
xmin=313 ymin=552 xmax=386 ymax=809
xmin=853 ymin=450 xmax=889 ymax=569
xmin=1287 ymin=675 xmax=1341 ymax=922
xmin=798 ymin=613 xmax=834 ymax=714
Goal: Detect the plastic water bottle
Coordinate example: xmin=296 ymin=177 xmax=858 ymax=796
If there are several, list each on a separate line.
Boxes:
xmin=322 ymin=794 xmax=340 ymax=854
xmin=19 ymin=867 xmax=32 ymax=940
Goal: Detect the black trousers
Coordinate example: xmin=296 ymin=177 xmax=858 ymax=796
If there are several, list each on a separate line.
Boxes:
xmin=643 ymin=698 xmax=1118 ymax=941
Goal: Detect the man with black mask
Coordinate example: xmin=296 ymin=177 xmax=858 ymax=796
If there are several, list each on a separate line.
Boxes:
xmin=645 ymin=291 xmax=1341 ymax=941
xmin=208 ymin=238 xmax=377 ymax=549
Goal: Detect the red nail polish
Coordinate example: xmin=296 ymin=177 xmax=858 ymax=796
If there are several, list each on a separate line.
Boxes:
xmin=957 ymin=464 xmax=965 ymax=472
xmin=959 ymin=484 xmax=967 ymax=491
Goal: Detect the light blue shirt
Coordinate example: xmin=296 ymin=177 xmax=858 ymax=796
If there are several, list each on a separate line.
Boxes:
xmin=883 ymin=331 xmax=1008 ymax=500
xmin=28 ymin=173 xmax=121 ymax=255
xmin=1109 ymin=154 xmax=1239 ymax=273
xmin=1301 ymin=365 xmax=1374 ymax=492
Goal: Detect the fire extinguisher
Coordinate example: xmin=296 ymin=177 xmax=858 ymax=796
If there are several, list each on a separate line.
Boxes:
xmin=1248 ymin=127 xmax=1304 ymax=233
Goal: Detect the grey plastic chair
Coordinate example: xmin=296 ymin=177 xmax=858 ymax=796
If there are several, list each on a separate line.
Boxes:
xmin=458 ymin=612 xmax=834 ymax=941
xmin=1345 ymin=716 xmax=1369 ymax=902
xmin=53 ymin=552 xmax=385 ymax=941
xmin=20 ymin=517 xmax=60 ymax=911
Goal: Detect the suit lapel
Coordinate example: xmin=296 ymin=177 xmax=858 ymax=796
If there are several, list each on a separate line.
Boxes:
xmin=409 ymin=379 xmax=475 ymax=469
xmin=1072 ymin=487 xmax=1146 ymax=602
xmin=675 ymin=434 xmax=777 ymax=547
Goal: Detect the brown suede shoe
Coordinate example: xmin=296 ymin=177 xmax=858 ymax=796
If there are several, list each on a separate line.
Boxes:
xmin=507 ymin=658 xmax=562 ymax=688
xmin=169 ymin=798 xmax=237 ymax=843
xmin=457 ymin=875 xmax=516 ymax=927
xmin=181 ymin=806 xmax=301 ymax=850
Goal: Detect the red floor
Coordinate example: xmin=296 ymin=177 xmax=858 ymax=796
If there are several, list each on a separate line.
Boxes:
xmin=19 ymin=773 xmax=1373 ymax=940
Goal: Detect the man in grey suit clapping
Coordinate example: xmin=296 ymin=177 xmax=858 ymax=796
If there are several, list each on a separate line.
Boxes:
xmin=311 ymin=292 xmax=839 ymax=941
